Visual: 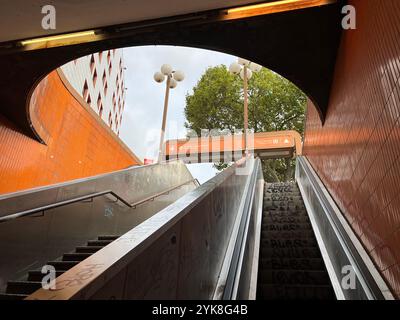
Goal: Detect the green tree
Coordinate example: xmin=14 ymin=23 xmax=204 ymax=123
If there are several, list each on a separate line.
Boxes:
xmin=184 ymin=65 xmax=306 ymax=182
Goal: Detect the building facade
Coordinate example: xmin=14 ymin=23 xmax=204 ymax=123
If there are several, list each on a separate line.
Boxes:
xmin=61 ymin=49 xmax=126 ymax=135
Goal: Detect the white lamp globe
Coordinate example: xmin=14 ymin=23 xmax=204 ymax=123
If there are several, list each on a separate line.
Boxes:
xmin=238 ymin=58 xmax=250 ymax=66
xmin=229 ymin=62 xmax=241 ymax=75
xmin=249 ymin=62 xmax=262 ymax=72
xmin=154 ymin=71 xmax=165 ymax=83
xmin=161 ymin=64 xmax=173 ymax=76
xmin=173 ymin=70 xmax=185 ymax=82
xmin=240 ymin=68 xmax=253 ymax=80
xmin=169 ymin=78 xmax=178 ymax=89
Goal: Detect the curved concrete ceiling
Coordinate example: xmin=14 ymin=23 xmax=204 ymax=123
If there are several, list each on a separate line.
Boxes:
xmin=0 ymin=0 xmax=273 ymax=42
xmin=0 ymin=1 xmax=342 ymax=141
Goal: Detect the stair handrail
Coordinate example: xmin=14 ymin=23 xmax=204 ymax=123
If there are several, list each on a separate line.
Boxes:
xmin=0 ymin=179 xmax=198 ymax=223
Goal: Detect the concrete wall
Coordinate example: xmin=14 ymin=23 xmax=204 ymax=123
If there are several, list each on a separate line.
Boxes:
xmin=303 ymin=0 xmax=400 ymax=298
xmin=0 ymin=70 xmax=141 ymax=195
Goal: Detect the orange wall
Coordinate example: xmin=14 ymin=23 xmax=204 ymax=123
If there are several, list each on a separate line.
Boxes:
xmin=0 ymin=70 xmax=141 ymax=195
xmin=303 ymin=0 xmax=400 ymax=297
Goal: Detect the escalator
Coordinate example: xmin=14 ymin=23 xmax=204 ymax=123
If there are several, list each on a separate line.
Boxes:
xmin=0 ymin=157 xmax=391 ymax=300
xmin=257 ymin=182 xmax=335 ymax=300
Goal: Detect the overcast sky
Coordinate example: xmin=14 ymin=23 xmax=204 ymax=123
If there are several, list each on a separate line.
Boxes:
xmin=118 ymin=45 xmax=238 ymax=183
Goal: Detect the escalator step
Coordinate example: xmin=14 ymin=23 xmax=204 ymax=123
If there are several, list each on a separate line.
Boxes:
xmin=62 ymin=253 xmax=91 ymax=261
xmin=6 ymin=281 xmax=42 ymax=295
xmin=87 ymin=240 xmax=113 ymax=246
xmin=263 ymin=210 xmax=308 ymax=216
xmin=75 ymin=246 xmax=104 ymax=253
xmin=257 ymin=284 xmax=335 ymax=300
xmin=261 ymin=238 xmax=317 ymax=248
xmin=265 ymin=216 xmax=311 ymax=224
xmin=261 ymin=247 xmax=322 ymax=259
xmin=27 ymin=270 xmax=64 ymax=282
xmin=261 ymin=230 xmax=316 ymax=239
xmin=258 ymin=269 xmax=331 ymax=285
xmin=262 ymin=223 xmax=312 ymax=231
xmin=46 ymin=260 xmax=80 ymax=271
xmin=259 ymin=258 xmax=326 ymax=271
xmin=97 ymin=235 xmax=120 ymax=241
xmin=0 ymin=293 xmax=28 ymax=300
xmin=264 ymin=205 xmax=306 ymax=211
xmin=264 ymin=201 xmax=305 ymax=207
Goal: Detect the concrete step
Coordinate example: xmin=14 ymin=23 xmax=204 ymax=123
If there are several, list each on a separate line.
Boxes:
xmin=75 ymin=246 xmax=104 ymax=253
xmin=97 ymin=235 xmax=120 ymax=241
xmin=0 ymin=293 xmax=28 ymax=300
xmin=87 ymin=239 xmax=113 ymax=247
xmin=46 ymin=260 xmax=80 ymax=271
xmin=258 ymin=269 xmax=331 ymax=286
xmin=6 ymin=281 xmax=42 ymax=295
xmin=62 ymin=252 xmax=91 ymax=261
xmin=257 ymin=284 xmax=335 ymax=300
xmin=27 ymin=270 xmax=64 ymax=282
xmin=261 ymin=247 xmax=322 ymax=259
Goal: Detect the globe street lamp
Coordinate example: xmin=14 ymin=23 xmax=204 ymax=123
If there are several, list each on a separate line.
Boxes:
xmin=154 ymin=64 xmax=185 ymax=162
xmin=229 ymin=58 xmax=262 ymax=152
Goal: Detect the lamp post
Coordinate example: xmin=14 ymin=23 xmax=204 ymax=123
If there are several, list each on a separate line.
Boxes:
xmin=154 ymin=64 xmax=185 ymax=163
xmin=229 ymin=58 xmax=262 ymax=153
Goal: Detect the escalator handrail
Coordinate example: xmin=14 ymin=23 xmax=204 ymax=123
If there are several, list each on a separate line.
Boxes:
xmin=222 ymin=158 xmax=260 ymax=299
xmin=0 ymin=179 xmax=198 ymax=223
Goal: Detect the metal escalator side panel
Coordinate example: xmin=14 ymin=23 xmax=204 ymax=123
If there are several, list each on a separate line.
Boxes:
xmin=296 ymin=156 xmax=394 ymax=300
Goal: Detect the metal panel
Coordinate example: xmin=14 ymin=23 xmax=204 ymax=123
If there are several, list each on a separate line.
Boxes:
xmin=0 ymin=161 xmax=196 ymax=293
xmin=27 ymin=157 xmax=260 ymax=300
xmin=296 ymin=156 xmax=394 ymax=300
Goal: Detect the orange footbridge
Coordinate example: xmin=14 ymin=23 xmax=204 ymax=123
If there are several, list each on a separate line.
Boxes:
xmin=163 ymin=130 xmax=302 ymax=163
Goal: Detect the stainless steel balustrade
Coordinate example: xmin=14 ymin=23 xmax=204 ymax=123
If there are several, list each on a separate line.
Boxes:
xmin=26 ymin=157 xmax=264 ymax=300
xmin=0 ymin=161 xmax=197 ymax=293
xmin=296 ymin=156 xmax=394 ymax=300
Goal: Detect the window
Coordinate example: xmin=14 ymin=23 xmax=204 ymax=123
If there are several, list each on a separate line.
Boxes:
xmin=82 ymin=81 xmax=89 ymax=100
xmin=86 ymin=94 xmax=91 ymax=105
xmin=99 ymin=105 xmax=103 ymax=118
xmin=98 ymin=51 xmax=103 ymax=62
xmin=97 ymin=94 xmax=101 ymax=111
xmin=107 ymin=51 xmax=111 ymax=65
xmin=90 ymin=55 xmax=95 ymax=73
xmin=108 ymin=112 xmax=112 ymax=126
xmin=92 ymin=69 xmax=98 ymax=86
xmin=102 ymin=70 xmax=106 ymax=83
xmin=104 ymin=81 xmax=108 ymax=96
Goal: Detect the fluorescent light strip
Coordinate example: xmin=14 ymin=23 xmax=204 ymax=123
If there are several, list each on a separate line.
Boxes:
xmin=21 ymin=30 xmax=95 ymax=46
xmin=227 ymin=0 xmax=335 ymax=15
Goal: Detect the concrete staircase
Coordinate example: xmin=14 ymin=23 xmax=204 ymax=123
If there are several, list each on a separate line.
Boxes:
xmin=0 ymin=235 xmax=120 ymax=300
xmin=257 ymin=182 xmax=335 ymax=300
